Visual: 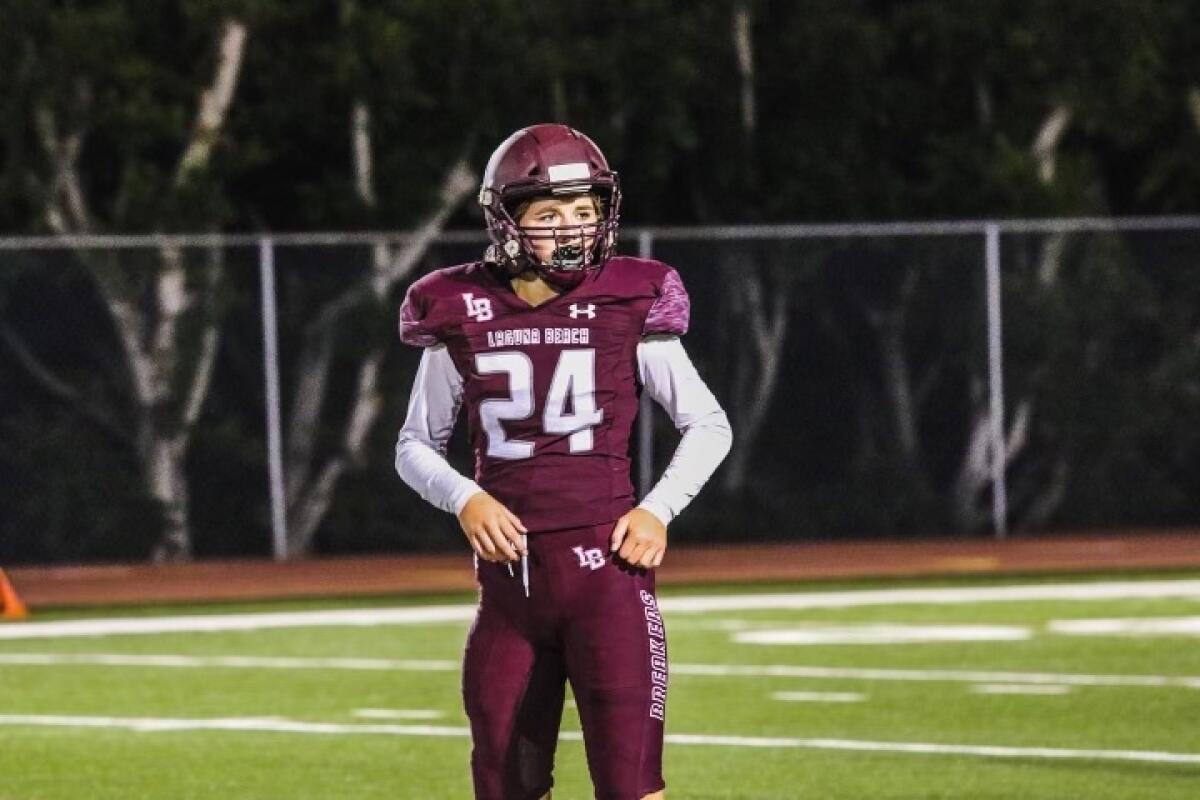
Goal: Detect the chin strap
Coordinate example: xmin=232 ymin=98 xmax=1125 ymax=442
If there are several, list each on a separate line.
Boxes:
xmin=483 ymin=237 xmax=602 ymax=289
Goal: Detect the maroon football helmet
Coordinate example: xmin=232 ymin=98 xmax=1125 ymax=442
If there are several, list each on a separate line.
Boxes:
xmin=478 ymin=124 xmax=622 ymax=289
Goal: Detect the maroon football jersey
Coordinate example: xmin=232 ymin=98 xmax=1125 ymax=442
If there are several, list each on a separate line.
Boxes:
xmin=399 ymin=256 xmax=690 ymax=533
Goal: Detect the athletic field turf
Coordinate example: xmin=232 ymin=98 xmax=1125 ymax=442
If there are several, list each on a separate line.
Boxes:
xmin=2 ymin=571 xmax=1199 ymax=799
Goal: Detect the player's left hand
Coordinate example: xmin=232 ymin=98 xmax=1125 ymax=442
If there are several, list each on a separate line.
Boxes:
xmin=610 ymin=508 xmax=667 ymax=569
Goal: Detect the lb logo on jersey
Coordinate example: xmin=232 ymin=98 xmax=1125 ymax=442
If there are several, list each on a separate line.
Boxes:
xmin=572 ymin=546 xmax=606 ymax=571
xmin=462 ymin=293 xmax=494 ymax=322
xmin=569 ymin=303 xmax=597 ymax=320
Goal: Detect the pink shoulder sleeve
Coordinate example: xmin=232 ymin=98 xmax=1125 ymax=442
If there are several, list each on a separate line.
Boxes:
xmin=643 ymin=267 xmax=690 ymax=336
xmin=398 ymin=282 xmax=441 ymax=347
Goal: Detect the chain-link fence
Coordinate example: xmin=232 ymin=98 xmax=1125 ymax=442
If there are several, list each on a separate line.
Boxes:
xmin=2 ymin=218 xmax=1198 ymax=564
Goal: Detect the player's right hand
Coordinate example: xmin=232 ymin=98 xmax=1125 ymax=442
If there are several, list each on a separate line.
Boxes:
xmin=457 ymin=491 xmax=528 ymax=563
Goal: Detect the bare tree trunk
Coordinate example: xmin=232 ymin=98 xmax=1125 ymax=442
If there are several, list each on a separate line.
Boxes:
xmin=177 ymin=20 xmax=247 ymax=185
xmin=1015 ymin=457 xmax=1069 ymax=530
xmin=1031 ymin=105 xmax=1071 ymax=184
xmin=733 ymin=4 xmax=756 ymax=136
xmin=146 ymin=436 xmax=189 ymax=559
xmin=26 ymin=19 xmax=247 ymax=561
xmin=731 ymin=2 xmax=759 ymax=204
xmin=144 ymin=245 xmax=224 ymax=560
xmin=551 ymin=76 xmax=569 ymax=124
xmin=974 ymin=75 xmax=994 ymax=130
xmin=721 ymin=256 xmax=794 ymax=493
xmin=862 ymin=268 xmax=922 ymax=466
xmin=949 ymin=103 xmax=1073 ymax=533
xmin=719 ymin=1 xmax=783 ymax=495
xmin=951 ymin=395 xmax=1031 ymax=531
xmin=282 ymin=99 xmax=476 ymax=555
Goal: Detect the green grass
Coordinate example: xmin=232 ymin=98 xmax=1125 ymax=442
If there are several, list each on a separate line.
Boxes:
xmin=2 ymin=571 xmax=1199 ymax=798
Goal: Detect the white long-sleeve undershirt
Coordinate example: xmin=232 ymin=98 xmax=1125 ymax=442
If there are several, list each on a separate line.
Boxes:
xmin=394 ymin=337 xmax=732 ymax=524
xmin=634 ymin=335 xmax=733 ymax=524
xmin=394 ymin=344 xmax=482 ymax=516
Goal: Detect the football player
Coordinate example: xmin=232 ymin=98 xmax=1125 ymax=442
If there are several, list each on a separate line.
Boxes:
xmin=395 ymin=123 xmax=732 ymax=800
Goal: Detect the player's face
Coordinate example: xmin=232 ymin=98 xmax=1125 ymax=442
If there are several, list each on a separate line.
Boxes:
xmin=516 ymin=195 xmax=601 ymax=266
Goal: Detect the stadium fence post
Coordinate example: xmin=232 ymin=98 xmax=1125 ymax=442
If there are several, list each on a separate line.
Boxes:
xmin=259 ymin=236 xmax=290 ymax=560
xmin=985 ymin=222 xmax=1009 ymax=538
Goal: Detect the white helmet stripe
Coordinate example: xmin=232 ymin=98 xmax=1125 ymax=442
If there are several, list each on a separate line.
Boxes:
xmin=547 ymin=162 xmax=590 ymax=181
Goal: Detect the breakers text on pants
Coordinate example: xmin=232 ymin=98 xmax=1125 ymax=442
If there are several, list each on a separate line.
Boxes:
xmin=641 ymin=590 xmax=668 ymax=721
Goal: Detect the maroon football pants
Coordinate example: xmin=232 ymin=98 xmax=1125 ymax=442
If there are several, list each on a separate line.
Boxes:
xmin=462 ymin=523 xmax=668 ymax=800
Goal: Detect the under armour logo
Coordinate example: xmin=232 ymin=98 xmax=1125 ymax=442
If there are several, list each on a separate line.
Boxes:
xmin=572 ymin=546 xmax=606 ymax=571
xmin=462 ymin=293 xmax=494 ymax=322
xmin=569 ymin=303 xmax=596 ymax=320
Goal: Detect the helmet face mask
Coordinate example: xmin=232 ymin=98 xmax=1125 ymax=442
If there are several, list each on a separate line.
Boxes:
xmin=479 ymin=124 xmax=622 ymax=288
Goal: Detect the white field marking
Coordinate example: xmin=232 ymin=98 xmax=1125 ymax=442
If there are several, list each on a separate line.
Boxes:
xmin=734 ymin=624 xmax=1030 ymax=646
xmin=1049 ymin=616 xmax=1200 ymax=637
xmin=0 ymin=653 xmax=458 ymax=671
xmin=353 ymin=709 xmax=443 ymax=720
xmin=656 ymin=579 xmax=1200 ymax=613
xmin=3 ymin=714 xmax=1200 ymax=766
xmin=0 ymin=714 xmax=469 ymax=737
xmin=772 ymin=690 xmax=866 ymax=703
xmin=4 ymin=652 xmax=1199 ymax=691
xmin=670 ymin=663 xmax=1200 ymax=690
xmin=971 ymin=684 xmax=1072 ymax=696
xmin=4 ymin=579 xmax=1200 ymax=640
xmin=0 ymin=605 xmax=476 ymax=640
xmin=662 ymin=733 xmax=1200 ymax=766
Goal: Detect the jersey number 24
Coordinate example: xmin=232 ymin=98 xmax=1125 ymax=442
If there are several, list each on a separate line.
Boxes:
xmin=475 ymin=349 xmax=603 ymax=459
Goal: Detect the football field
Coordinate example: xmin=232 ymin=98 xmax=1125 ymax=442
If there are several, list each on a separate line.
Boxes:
xmin=3 ymin=571 xmax=1200 ymax=799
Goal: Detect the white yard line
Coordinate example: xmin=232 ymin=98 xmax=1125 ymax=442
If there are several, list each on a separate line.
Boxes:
xmin=665 ymin=733 xmax=1200 ymax=765
xmin=670 ymin=663 xmax=1200 ymax=690
xmin=4 ymin=579 xmax=1200 ymax=640
xmin=0 ymin=653 xmax=458 ymax=670
xmin=733 ymin=624 xmax=1031 ymax=646
xmin=3 ymin=652 xmax=1199 ymax=690
xmin=0 ymin=714 xmax=468 ymax=737
xmin=1049 ymin=616 xmax=1200 ymax=637
xmin=0 ymin=605 xmax=476 ymax=640
xmin=772 ymin=691 xmax=866 ymax=703
xmin=658 ymin=579 xmax=1200 ymax=613
xmin=2 ymin=714 xmax=1198 ymax=766
xmin=971 ymin=684 xmax=1072 ymax=696
xmin=354 ymin=709 xmax=444 ymax=720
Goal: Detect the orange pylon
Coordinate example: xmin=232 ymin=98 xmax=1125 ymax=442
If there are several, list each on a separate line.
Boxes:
xmin=0 ymin=568 xmax=28 ymax=620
